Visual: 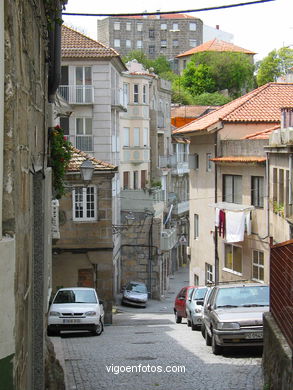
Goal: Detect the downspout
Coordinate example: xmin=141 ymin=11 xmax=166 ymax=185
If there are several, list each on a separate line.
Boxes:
xmin=0 ymin=0 xmax=3 ymax=238
xmin=214 ymin=132 xmax=219 ymax=285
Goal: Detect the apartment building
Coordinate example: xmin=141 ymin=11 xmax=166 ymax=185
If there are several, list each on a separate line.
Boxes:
xmin=97 ymin=14 xmax=203 ymax=61
xmin=174 ymin=82 xmax=293 ymax=286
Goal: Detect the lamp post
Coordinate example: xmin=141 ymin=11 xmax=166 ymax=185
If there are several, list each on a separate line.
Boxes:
xmin=80 ymin=159 xmax=95 ymax=183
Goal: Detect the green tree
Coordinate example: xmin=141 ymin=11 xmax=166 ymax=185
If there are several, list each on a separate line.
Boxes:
xmin=256 ymin=47 xmax=293 ymax=86
xmin=189 ymin=52 xmax=255 ymax=97
xmin=182 ymin=62 xmax=215 ymax=95
xmin=192 ymin=92 xmax=232 ymax=106
xmin=122 ymin=50 xmax=152 ymax=70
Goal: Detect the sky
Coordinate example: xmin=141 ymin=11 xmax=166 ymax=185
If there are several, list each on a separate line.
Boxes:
xmin=62 ymin=0 xmax=293 ymax=61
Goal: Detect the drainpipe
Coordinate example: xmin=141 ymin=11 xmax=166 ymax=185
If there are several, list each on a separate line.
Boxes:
xmin=0 ymin=0 xmax=3 ymax=238
xmin=214 ymin=132 xmax=219 ymax=285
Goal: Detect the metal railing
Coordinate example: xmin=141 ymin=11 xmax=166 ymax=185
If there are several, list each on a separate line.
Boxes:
xmin=58 ymin=85 xmax=94 ymax=104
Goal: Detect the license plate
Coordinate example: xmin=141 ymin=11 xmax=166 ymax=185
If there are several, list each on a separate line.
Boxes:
xmin=63 ymin=319 xmax=81 ymax=324
xmin=245 ymin=332 xmax=263 ymax=339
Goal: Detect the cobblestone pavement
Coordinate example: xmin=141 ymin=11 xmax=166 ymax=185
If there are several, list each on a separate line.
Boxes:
xmin=51 ymin=267 xmax=264 ymax=390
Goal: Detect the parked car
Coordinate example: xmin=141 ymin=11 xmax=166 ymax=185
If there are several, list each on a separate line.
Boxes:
xmin=174 ymin=286 xmax=195 ymax=323
xmin=203 ymin=283 xmax=269 ymax=355
xmin=47 ymin=287 xmax=104 ymax=336
xmin=121 ymin=281 xmax=148 ymax=307
xmin=186 ymin=286 xmax=208 ymax=330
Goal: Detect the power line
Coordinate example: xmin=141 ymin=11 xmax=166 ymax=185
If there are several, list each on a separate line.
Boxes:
xmin=62 ymin=0 xmax=275 ymax=17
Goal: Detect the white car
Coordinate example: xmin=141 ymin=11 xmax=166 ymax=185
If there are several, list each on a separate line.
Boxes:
xmin=47 ymin=287 xmax=104 ymax=336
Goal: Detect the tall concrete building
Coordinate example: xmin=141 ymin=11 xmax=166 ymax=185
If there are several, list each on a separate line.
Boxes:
xmin=97 ymin=14 xmax=203 ymax=61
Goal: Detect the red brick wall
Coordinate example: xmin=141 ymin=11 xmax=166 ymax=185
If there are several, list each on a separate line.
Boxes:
xmin=270 ymin=240 xmax=293 ymax=349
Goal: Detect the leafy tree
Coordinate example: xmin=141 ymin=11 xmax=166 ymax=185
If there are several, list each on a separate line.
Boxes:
xmin=256 ymin=47 xmax=293 ymax=86
xmin=192 ymin=92 xmax=232 ymax=106
xmin=182 ymin=62 xmax=215 ymax=95
xmin=152 ymin=56 xmax=172 ymax=75
xmin=123 ymin=50 xmax=152 ymax=70
xmin=189 ymin=52 xmax=255 ymax=97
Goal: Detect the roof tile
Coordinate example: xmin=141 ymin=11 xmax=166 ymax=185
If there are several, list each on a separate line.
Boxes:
xmin=67 ymin=147 xmax=117 ymax=172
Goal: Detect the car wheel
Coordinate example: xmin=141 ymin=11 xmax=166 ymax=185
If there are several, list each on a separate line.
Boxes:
xmin=212 ymin=333 xmax=223 ymax=355
xmin=93 ymin=318 xmax=103 ymax=336
xmin=187 ymin=319 xmax=191 ymax=327
xmin=47 ymin=328 xmax=60 ymax=337
xmin=175 ymin=311 xmax=182 ymax=324
xmin=191 ymin=321 xmax=198 ymax=331
xmin=205 ymin=327 xmax=212 ymax=346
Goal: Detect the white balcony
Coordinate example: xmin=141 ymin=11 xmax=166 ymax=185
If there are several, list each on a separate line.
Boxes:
xmin=160 ymin=227 xmax=177 ymax=251
xmin=58 ymin=85 xmax=94 ymax=104
xmin=121 ymin=188 xmax=165 ymax=217
xmin=111 ymin=88 xmax=127 ymax=111
xmin=159 ymin=155 xmax=189 ymax=175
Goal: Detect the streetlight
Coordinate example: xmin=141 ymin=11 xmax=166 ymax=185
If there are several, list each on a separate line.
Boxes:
xmin=80 ymin=159 xmax=95 ymax=183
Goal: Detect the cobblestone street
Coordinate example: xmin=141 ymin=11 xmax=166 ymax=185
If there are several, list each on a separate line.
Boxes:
xmin=51 ymin=268 xmax=264 ymax=390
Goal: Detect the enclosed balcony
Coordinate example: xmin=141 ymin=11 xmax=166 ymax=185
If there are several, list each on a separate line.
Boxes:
xmin=160 ymin=227 xmax=177 ymax=251
xmin=111 ymin=88 xmax=127 ymax=112
xmin=158 ymin=155 xmax=189 ymax=175
xmin=121 ymin=188 xmax=165 ymax=217
xmin=58 ymin=85 xmax=94 ymax=104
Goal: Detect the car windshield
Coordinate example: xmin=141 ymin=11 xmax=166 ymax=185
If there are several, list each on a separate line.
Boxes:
xmin=193 ymin=287 xmax=207 ymax=300
xmin=126 ymin=283 xmax=147 ymax=294
xmin=215 ymin=286 xmax=269 ymax=308
xmin=53 ymin=289 xmax=97 ymax=304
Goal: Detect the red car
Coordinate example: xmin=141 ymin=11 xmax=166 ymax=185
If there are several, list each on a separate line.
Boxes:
xmin=174 ymin=286 xmax=195 ymax=323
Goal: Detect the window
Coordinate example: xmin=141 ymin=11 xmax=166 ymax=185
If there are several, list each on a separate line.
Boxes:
xmin=252 ymin=250 xmax=264 ymax=282
xmin=123 ymin=127 xmax=130 ymax=147
xmin=114 ymin=22 xmax=120 ymax=30
xmin=114 ymin=39 xmax=120 ymax=47
xmin=205 ymin=263 xmax=213 ymax=284
xmin=161 ymin=40 xmax=167 ymax=48
xmin=123 ymin=171 xmax=130 ymax=189
xmin=137 ymin=23 xmax=143 ymax=31
xmin=194 ymin=214 xmax=199 ymax=239
xmin=224 ymin=244 xmax=242 ymax=274
xmin=206 ymin=153 xmax=212 ymax=172
xmin=75 ymin=66 xmax=92 ymax=103
xmin=123 ymin=83 xmax=129 ymax=106
xmin=160 ymin=23 xmax=167 ymax=30
xmin=126 ymin=39 xmax=131 ymax=48
xmin=172 ymin=23 xmax=179 ymax=31
xmin=189 ymin=22 xmax=197 ymax=31
xmin=189 ymin=39 xmax=197 ymax=48
xmin=133 ymin=84 xmax=139 ymax=103
xmin=73 ymin=186 xmax=97 ymax=221
xmin=76 ymin=118 xmax=92 ymax=151
xmin=223 ymin=175 xmax=242 ymax=204
xmin=173 ymin=39 xmax=179 ymax=47
xmin=149 ymin=29 xmax=155 ymax=38
xmin=149 ymin=45 xmax=155 ymax=55
xmin=60 ymin=117 xmax=69 ymax=135
xmin=123 ymin=171 xmax=130 ymax=190
xmin=141 ymin=170 xmax=147 ymax=188
xmin=194 ymin=274 xmax=199 ymax=286
xmin=136 ymin=40 xmax=143 ymax=49
xmin=126 ymin=22 xmax=131 ymax=31
xmin=133 ymin=171 xmax=139 ymax=189
xmin=251 ymin=176 xmax=264 ymax=208
xmin=194 ymin=153 xmax=199 ymax=170
xmin=133 ymin=127 xmax=140 ymax=146
xmin=143 ymin=85 xmax=147 ymax=103
xmin=143 ymin=127 xmax=148 ymax=147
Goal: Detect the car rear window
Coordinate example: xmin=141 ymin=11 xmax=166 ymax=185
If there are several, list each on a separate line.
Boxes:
xmin=126 ymin=283 xmax=147 ymax=293
xmin=193 ymin=287 xmax=207 ymax=300
xmin=53 ymin=289 xmax=97 ymax=304
xmin=215 ymin=285 xmax=269 ymax=308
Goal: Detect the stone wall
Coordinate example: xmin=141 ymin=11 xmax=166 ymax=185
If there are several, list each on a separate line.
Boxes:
xmin=263 ymin=312 xmax=293 ymax=390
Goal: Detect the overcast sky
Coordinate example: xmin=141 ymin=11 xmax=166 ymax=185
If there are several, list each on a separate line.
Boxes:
xmin=63 ymin=0 xmax=293 ymax=61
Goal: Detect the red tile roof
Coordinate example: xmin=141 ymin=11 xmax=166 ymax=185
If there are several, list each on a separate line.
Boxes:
xmin=174 ymin=83 xmax=293 ymax=135
xmin=243 ymin=125 xmax=280 ymax=140
xmin=61 ymin=25 xmax=120 ymax=59
xmin=211 ymin=156 xmax=266 ymax=163
xmin=176 ymin=38 xmax=256 ymax=58
xmin=67 ymin=147 xmax=117 ymax=172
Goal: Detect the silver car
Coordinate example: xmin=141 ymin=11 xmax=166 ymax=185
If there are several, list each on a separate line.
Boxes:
xmin=186 ymin=287 xmax=208 ymax=330
xmin=121 ymin=281 xmax=148 ymax=308
xmin=203 ymin=283 xmax=269 ymax=355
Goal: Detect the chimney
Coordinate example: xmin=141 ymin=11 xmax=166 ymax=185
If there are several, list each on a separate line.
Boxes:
xmin=216 ymin=25 xmax=219 ymax=30
xmin=281 ymin=107 xmax=293 ymax=128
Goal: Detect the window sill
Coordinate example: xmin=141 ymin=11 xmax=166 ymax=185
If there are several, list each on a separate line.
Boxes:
xmin=251 ymin=278 xmax=265 ymax=283
xmin=222 ymin=268 xmax=242 ymax=277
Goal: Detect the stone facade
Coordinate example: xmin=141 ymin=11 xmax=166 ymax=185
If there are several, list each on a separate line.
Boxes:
xmin=97 ymin=16 xmax=203 ymax=61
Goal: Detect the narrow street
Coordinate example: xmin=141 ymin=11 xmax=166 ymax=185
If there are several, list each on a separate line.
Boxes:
xmin=51 ymin=267 xmax=264 ymax=390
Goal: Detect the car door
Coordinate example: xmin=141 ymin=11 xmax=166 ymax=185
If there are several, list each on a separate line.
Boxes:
xmin=203 ymin=287 xmax=217 ymax=335
xmin=177 ymin=287 xmax=187 ymax=317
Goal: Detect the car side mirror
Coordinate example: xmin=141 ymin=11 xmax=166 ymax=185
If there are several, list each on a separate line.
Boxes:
xmin=196 ymin=300 xmax=203 ymax=306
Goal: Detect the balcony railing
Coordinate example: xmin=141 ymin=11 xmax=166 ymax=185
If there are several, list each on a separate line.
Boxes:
xmin=58 ymin=85 xmax=94 ymax=104
xmin=121 ymin=188 xmax=165 ymax=216
xmin=111 ymin=88 xmax=127 ymax=111
xmin=159 ymin=155 xmax=189 ymax=175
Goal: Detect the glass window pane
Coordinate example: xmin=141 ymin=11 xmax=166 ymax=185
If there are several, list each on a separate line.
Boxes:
xmin=233 ymin=246 xmax=242 ymax=273
xmin=85 ymin=118 xmax=92 ymax=135
xmin=76 ymin=67 xmax=83 ymax=85
xmin=259 ymin=251 xmax=264 ymax=265
xmin=253 ymin=265 xmax=258 ymax=279
xmin=134 ymin=128 xmax=140 ymax=146
xmin=224 ymin=176 xmax=233 ymax=202
xmin=225 ymin=244 xmax=233 ymax=269
xmin=259 ymin=267 xmax=264 ymax=281
xmin=76 ymin=118 xmax=83 ymax=135
xmin=234 ymin=176 xmax=242 ymax=204
xmin=84 ymin=67 xmax=92 ymax=85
